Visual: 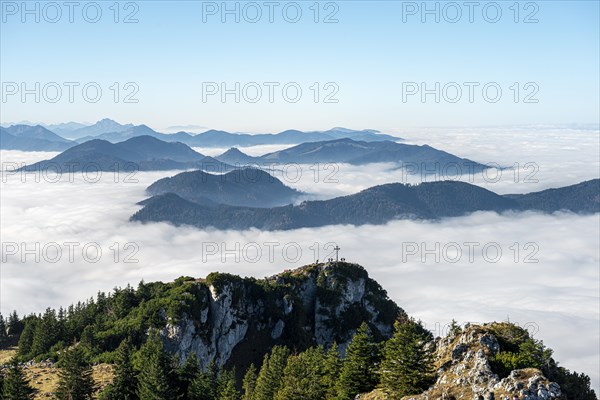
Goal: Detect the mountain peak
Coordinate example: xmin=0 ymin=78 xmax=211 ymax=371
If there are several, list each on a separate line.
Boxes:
xmin=96 ymin=118 xmax=124 ymax=126
xmin=163 ymin=260 xmax=403 ymax=367
xmin=88 ymin=118 xmax=136 ymax=131
xmin=145 ymin=166 xmax=300 ymax=208
xmin=223 ymin=147 xmax=246 ymax=155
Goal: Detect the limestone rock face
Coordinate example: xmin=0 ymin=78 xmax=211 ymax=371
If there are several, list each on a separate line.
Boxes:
xmin=400 ymin=324 xmax=563 ymax=400
xmin=158 ymin=262 xmax=403 ymax=370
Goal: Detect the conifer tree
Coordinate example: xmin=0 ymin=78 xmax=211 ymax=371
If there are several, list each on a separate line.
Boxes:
xmin=447 ymin=319 xmax=462 ymax=338
xmin=17 ymin=318 xmax=37 ymax=358
xmin=1 ymin=358 xmax=35 ymax=399
xmin=56 ymin=307 xmax=67 ymax=344
xmin=30 ymin=308 xmax=58 ymax=357
xmin=188 ymin=367 xmax=214 ymax=400
xmin=379 ymin=320 xmax=435 ymax=399
xmin=136 ymin=335 xmax=174 ymax=400
xmin=276 ymin=346 xmax=327 ymax=400
xmin=241 ymin=363 xmax=257 ymax=400
xmin=188 ymin=358 xmax=220 ymax=400
xmin=216 ymin=368 xmax=239 ymax=400
xmin=177 ymin=353 xmax=200 ymax=397
xmin=335 ymin=323 xmax=381 ymax=399
xmin=7 ymin=311 xmax=23 ymax=337
xmin=0 ymin=314 xmax=8 ymax=345
xmin=99 ymin=340 xmax=138 ymax=400
xmin=55 ymin=345 xmax=95 ymax=400
xmin=322 ymin=343 xmax=342 ymax=399
xmin=253 ymin=346 xmax=289 ymax=400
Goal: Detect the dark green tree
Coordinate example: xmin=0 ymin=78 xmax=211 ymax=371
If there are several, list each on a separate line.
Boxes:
xmin=176 ymin=353 xmax=200 ymax=398
xmin=447 ymin=319 xmax=462 ymax=338
xmin=188 ymin=359 xmax=218 ymax=400
xmin=335 ymin=323 xmax=381 ymax=399
xmin=112 ymin=285 xmax=138 ymax=319
xmin=253 ymin=346 xmax=289 ymax=400
xmin=1 ymin=358 xmax=35 ymax=399
xmin=99 ymin=340 xmax=138 ymax=400
xmin=30 ymin=308 xmax=59 ymax=357
xmin=0 ymin=314 xmax=8 ymax=345
xmin=276 ymin=346 xmax=327 ymax=400
xmin=322 ymin=343 xmax=342 ymax=399
xmin=136 ymin=335 xmax=175 ymax=400
xmin=241 ymin=363 xmax=257 ymax=400
xmin=379 ymin=320 xmax=435 ymax=399
xmin=546 ymin=367 xmax=597 ymax=400
xmin=55 ymin=345 xmax=95 ymax=400
xmin=7 ymin=311 xmax=23 ymax=337
xmin=216 ymin=368 xmax=239 ymax=400
xmin=17 ymin=317 xmax=38 ymax=359
xmin=188 ymin=369 xmax=214 ymax=400
xmin=56 ymin=307 xmax=67 ymax=344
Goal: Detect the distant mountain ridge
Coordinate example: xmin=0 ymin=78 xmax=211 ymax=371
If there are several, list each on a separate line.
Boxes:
xmin=0 ymin=125 xmax=74 ymax=151
xmin=17 ymin=134 xmax=487 ymax=174
xmin=216 ymin=138 xmax=487 ymax=172
xmin=146 ymin=168 xmax=301 ymax=208
xmin=1 ymin=119 xmax=405 ymax=151
xmin=43 ymin=121 xmax=89 ymax=136
xmin=73 ymin=122 xmax=402 ymax=147
xmin=18 ymin=135 xmax=232 ymax=172
xmin=131 ymin=179 xmax=600 ymax=230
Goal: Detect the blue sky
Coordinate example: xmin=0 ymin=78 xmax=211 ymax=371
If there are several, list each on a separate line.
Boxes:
xmin=1 ymin=0 xmax=599 ymax=132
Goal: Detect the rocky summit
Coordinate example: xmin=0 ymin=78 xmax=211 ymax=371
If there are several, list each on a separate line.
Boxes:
xmin=158 ymin=262 xmax=402 ymax=372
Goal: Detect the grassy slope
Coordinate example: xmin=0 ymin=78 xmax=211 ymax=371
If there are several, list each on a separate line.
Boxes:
xmin=0 ymin=348 xmax=114 ymax=399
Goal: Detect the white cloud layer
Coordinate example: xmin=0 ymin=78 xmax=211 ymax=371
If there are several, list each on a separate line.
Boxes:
xmin=0 ymin=126 xmax=598 ymax=390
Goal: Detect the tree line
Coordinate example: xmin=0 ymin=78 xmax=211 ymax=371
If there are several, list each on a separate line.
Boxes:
xmin=0 ymin=320 xmax=434 ymax=400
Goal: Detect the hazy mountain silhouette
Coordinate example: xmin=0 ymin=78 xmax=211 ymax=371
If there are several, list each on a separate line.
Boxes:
xmin=147 ymin=168 xmax=301 ymax=208
xmin=132 ymin=179 xmax=600 ymax=230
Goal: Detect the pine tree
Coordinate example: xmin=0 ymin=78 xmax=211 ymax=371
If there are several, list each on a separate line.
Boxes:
xmin=216 ymin=368 xmax=239 ymax=400
xmin=7 ymin=311 xmax=23 ymax=337
xmin=1 ymin=358 xmax=35 ymax=399
xmin=276 ymin=346 xmax=327 ymax=400
xmin=56 ymin=307 xmax=67 ymax=344
xmin=241 ymin=364 xmax=257 ymax=400
xmin=136 ymin=335 xmax=175 ymax=400
xmin=188 ymin=359 xmax=218 ymax=400
xmin=253 ymin=346 xmax=289 ymax=400
xmin=322 ymin=343 xmax=341 ymax=399
xmin=99 ymin=340 xmax=138 ymax=400
xmin=176 ymin=353 xmax=200 ymax=397
xmin=55 ymin=345 xmax=95 ymax=400
xmin=379 ymin=320 xmax=435 ymax=399
xmin=17 ymin=317 xmax=37 ymax=358
xmin=0 ymin=314 xmax=8 ymax=345
xmin=188 ymin=368 xmax=214 ymax=400
xmin=447 ymin=319 xmax=462 ymax=338
xmin=30 ymin=308 xmax=59 ymax=357
xmin=335 ymin=323 xmax=381 ymax=399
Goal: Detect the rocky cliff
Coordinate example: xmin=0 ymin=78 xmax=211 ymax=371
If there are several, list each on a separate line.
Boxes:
xmin=414 ymin=323 xmax=562 ymax=400
xmin=361 ymin=323 xmax=566 ymax=400
xmin=158 ymin=262 xmax=403 ymax=373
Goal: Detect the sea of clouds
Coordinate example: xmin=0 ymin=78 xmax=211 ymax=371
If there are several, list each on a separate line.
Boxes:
xmin=0 ymin=126 xmax=598 ymax=389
